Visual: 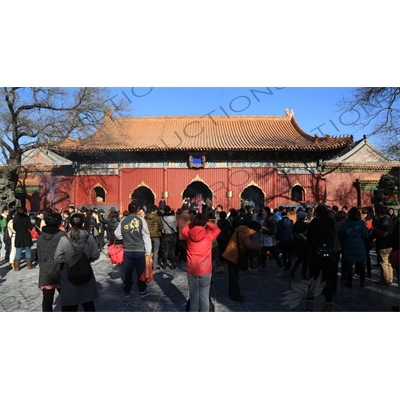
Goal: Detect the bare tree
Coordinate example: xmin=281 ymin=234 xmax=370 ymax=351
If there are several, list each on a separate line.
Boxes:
xmin=338 ymin=87 xmax=400 ymax=157
xmin=0 ymin=87 xmax=127 ymax=208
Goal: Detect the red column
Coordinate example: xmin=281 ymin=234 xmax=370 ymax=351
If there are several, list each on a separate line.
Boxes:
xmin=119 ymin=168 xmax=123 ymax=211
xmin=226 ymin=167 xmax=232 ymax=211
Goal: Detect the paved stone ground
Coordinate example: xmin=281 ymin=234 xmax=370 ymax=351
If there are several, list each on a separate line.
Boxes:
xmin=0 ymin=243 xmax=399 ymax=312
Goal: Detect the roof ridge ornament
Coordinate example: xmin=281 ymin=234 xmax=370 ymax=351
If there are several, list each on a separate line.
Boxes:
xmin=285 ymin=108 xmax=295 ymax=118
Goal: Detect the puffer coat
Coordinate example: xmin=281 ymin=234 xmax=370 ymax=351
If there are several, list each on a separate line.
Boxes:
xmin=339 ymin=217 xmax=369 ymax=262
xmin=145 ymin=212 xmax=163 ymax=238
xmin=181 ymin=221 xmax=220 ymax=276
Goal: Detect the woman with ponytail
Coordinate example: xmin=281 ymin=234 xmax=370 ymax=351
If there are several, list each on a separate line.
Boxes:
xmin=54 ymin=213 xmax=100 ymax=311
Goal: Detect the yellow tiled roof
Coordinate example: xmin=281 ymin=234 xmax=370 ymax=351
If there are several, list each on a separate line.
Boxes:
xmin=58 ymin=113 xmax=353 ymax=152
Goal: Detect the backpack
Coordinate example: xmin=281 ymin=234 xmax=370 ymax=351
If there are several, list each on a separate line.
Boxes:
xmin=3 ymin=226 xmax=11 ymax=246
xmin=316 ymin=236 xmax=334 ymax=264
xmin=65 ymin=235 xmax=93 ymax=285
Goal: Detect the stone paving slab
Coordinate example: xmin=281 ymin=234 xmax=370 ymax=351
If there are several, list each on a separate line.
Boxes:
xmin=0 ymin=247 xmax=399 ymax=312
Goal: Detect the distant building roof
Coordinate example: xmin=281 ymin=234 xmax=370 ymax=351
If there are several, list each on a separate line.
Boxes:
xmin=323 ymin=136 xmax=400 ymax=170
xmin=57 ymin=110 xmax=353 ymax=153
xmin=21 ymin=148 xmax=72 ymax=166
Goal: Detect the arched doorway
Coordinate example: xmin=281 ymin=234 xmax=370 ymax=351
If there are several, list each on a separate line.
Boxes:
xmin=240 ymin=185 xmax=265 ymax=212
xmin=183 ymin=181 xmax=212 ymax=207
xmin=131 ymin=186 xmax=155 ymax=212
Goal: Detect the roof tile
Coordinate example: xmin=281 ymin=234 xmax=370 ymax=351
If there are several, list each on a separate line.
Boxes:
xmin=58 ymin=113 xmax=353 ymax=152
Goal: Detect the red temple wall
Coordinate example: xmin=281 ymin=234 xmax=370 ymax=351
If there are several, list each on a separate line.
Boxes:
xmin=21 ymin=173 xmax=75 ymax=212
xmin=74 ymin=174 xmax=121 ymax=208
xmin=118 ymin=167 xmax=279 ymax=211
xmin=25 ymin=167 xmax=371 ymax=212
xmin=324 ymin=171 xmax=374 ymax=208
xmin=103 ymin=167 xmax=331 ymax=211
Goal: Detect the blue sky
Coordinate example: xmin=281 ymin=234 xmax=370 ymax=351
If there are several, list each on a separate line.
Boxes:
xmin=108 ymin=87 xmax=374 ymax=144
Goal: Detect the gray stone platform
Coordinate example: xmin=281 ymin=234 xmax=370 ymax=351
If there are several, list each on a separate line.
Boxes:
xmin=0 ymin=245 xmax=399 ymax=312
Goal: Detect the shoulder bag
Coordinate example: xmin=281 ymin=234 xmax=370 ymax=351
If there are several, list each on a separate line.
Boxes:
xmin=236 ymin=232 xmax=249 ymax=271
xmin=65 ymin=235 xmax=93 ymax=285
xmin=162 ymin=216 xmax=177 ymax=236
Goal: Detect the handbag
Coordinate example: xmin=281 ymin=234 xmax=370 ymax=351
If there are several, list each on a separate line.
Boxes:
xmin=29 ymin=228 xmax=40 ymax=239
xmin=3 ymin=227 xmax=12 ymax=246
xmin=389 ymin=249 xmax=400 ymax=270
xmin=140 ymin=254 xmax=154 ymax=283
xmin=236 ymin=232 xmax=249 ymax=271
xmin=108 ymin=242 xmax=124 ymax=264
xmin=212 ymin=239 xmax=219 ymax=260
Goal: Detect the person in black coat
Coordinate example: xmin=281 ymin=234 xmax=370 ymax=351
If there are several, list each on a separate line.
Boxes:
xmin=277 ymin=211 xmax=294 ymax=270
xmin=12 ymin=207 xmax=33 ymax=271
xmin=306 ymin=204 xmax=336 ymax=311
xmin=97 ymin=209 xmax=107 ymax=250
xmin=238 ymin=208 xmax=252 ymax=226
xmin=107 ymin=210 xmax=121 ymax=244
xmin=37 ymin=212 xmax=65 ymax=311
xmin=33 ymin=210 xmax=45 ymax=235
xmin=61 ymin=210 xmax=71 ymax=233
xmin=389 ymin=219 xmax=400 ymax=311
xmin=370 ymin=204 xmax=394 ymax=285
xmin=290 ymin=210 xmax=309 ymax=280
xmin=82 ymin=208 xmax=97 ymax=236
xmin=228 ymin=209 xmax=241 ymax=237
xmin=217 ymin=211 xmax=231 ymax=257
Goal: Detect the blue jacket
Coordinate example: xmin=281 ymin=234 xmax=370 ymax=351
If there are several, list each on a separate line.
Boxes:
xmin=339 ymin=217 xmax=369 ymax=262
xmin=278 ymin=217 xmax=294 ymax=243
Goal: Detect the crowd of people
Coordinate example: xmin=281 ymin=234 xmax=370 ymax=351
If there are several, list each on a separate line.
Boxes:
xmin=139 ymin=200 xmax=400 ymax=312
xmin=0 ymin=199 xmax=399 ymax=312
xmin=0 ymin=205 xmax=122 ymax=311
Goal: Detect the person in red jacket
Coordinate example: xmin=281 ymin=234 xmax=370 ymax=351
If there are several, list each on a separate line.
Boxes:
xmin=181 ymin=213 xmax=221 ymax=312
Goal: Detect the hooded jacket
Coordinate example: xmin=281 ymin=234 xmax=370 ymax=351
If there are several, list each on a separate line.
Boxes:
xmin=339 ymin=217 xmax=369 ymax=262
xmin=181 ymin=221 xmax=220 ymax=276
